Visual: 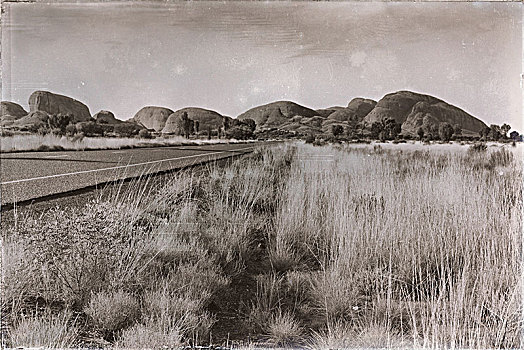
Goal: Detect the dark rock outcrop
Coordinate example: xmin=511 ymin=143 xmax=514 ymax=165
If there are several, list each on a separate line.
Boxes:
xmin=315 ymin=107 xmax=344 ymax=118
xmin=130 ymin=106 xmax=174 ymax=132
xmin=237 ymin=101 xmax=318 ymax=130
xmin=363 ymin=91 xmax=487 ymax=136
xmin=28 ymin=91 xmax=91 ymax=123
xmin=328 ymin=98 xmax=377 ymax=124
xmin=12 ymin=110 xmax=51 ymax=129
xmin=1 ymin=101 xmax=28 ymax=121
xmin=401 ymin=100 xmax=487 ymax=136
xmin=162 ymin=107 xmax=224 ymax=134
xmin=162 ymin=111 xmax=193 ymax=135
xmin=93 ymin=110 xmax=123 ymax=124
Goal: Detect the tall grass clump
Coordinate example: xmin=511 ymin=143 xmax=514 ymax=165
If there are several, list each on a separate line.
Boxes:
xmin=84 ymin=290 xmax=140 ymax=339
xmin=7 ymin=310 xmax=79 ymax=348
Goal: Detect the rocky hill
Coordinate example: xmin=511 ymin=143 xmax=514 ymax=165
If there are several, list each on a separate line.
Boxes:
xmin=237 ymin=101 xmax=318 ymax=130
xmin=29 ymin=91 xmax=92 ymax=123
xmin=1 ymin=101 xmax=28 ymax=122
xmin=162 ymin=108 xmax=224 ymax=134
xmin=11 ymin=111 xmax=51 ymax=130
xmin=1 ymin=89 xmax=489 ymax=139
xmin=130 ymin=106 xmax=174 ymax=132
xmin=315 ymin=107 xmax=344 ymax=118
xmin=363 ymin=91 xmax=486 ymax=136
xmin=93 ymin=110 xmax=123 ymax=124
xmin=327 ymin=98 xmax=377 ymax=124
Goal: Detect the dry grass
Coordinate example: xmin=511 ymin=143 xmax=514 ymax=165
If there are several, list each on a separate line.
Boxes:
xmin=7 ymin=310 xmax=79 ymax=348
xmin=84 ymin=290 xmax=141 ymax=337
xmin=0 ymin=133 xmax=253 ymax=152
xmin=269 ymin=142 xmax=522 ymax=348
xmin=2 ymin=141 xmax=521 ymax=348
xmin=114 ymin=322 xmax=183 ymax=349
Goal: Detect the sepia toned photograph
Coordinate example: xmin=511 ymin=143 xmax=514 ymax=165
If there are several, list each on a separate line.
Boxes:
xmin=0 ymin=1 xmax=522 ymax=348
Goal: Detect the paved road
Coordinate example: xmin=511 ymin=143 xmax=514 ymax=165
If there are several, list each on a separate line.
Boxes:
xmin=0 ymin=142 xmax=267 ymax=206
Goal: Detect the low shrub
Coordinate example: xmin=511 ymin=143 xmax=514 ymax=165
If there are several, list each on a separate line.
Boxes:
xmin=84 ymin=290 xmax=140 ymax=337
xmin=142 ymin=283 xmax=216 ymax=339
xmin=304 ymin=134 xmax=316 ymax=144
xmin=8 ymin=310 xmax=78 ymax=348
xmin=12 ymin=202 xmax=149 ymax=308
xmin=312 ymin=139 xmax=326 ymax=147
xmin=138 ymin=128 xmax=153 ymax=139
xmin=468 ymin=142 xmax=487 ymax=153
xmin=265 ymin=312 xmax=303 ymax=346
xmin=115 ymin=323 xmax=183 ymax=349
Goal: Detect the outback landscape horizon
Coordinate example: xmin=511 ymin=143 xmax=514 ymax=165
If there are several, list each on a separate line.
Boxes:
xmin=2 ymin=87 xmax=515 ymax=140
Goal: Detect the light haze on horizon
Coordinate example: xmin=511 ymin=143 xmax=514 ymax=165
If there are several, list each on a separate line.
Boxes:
xmin=2 ymin=2 xmax=522 ymax=130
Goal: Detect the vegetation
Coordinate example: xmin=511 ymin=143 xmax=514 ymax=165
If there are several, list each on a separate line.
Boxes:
xmin=224 ymin=118 xmax=257 ymax=140
xmin=0 ymin=134 xmax=255 ymax=153
xmin=2 ymin=142 xmax=521 ymax=348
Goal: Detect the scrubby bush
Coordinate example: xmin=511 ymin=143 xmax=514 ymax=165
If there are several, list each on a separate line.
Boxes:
xmin=11 ymin=203 xmax=148 ymax=308
xmin=138 ymin=128 xmax=153 ymax=139
xmin=115 ymin=323 xmax=183 ymax=349
xmin=65 ymin=123 xmax=77 ymax=136
xmin=76 ymin=121 xmax=104 ymax=137
xmin=85 ymin=290 xmax=141 ymax=337
xmin=468 ymin=142 xmax=487 ymax=153
xmin=8 ymin=310 xmax=78 ymax=348
xmin=304 ymin=134 xmax=316 ymax=144
xmin=266 ymin=312 xmax=304 ymax=346
xmin=438 ymin=122 xmax=454 ymax=142
xmin=114 ymin=122 xmax=141 ymax=137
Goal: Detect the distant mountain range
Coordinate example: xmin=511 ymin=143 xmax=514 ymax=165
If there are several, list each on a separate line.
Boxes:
xmin=1 ymin=90 xmax=488 ymax=137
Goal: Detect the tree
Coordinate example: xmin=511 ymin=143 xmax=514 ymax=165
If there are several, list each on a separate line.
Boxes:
xmin=479 ymin=126 xmax=491 ymax=140
xmin=417 ymin=127 xmax=425 ymax=140
xmin=185 ymin=119 xmax=194 ymax=138
xmin=225 ymin=119 xmax=256 ymax=140
xmin=222 ymin=116 xmax=231 ymax=131
xmin=242 ymin=118 xmax=256 ymax=132
xmin=501 ymin=124 xmax=511 ymax=139
xmin=383 ymin=118 xmax=401 ymax=139
xmin=369 ymin=121 xmax=384 ymax=139
xmin=510 ymin=130 xmax=521 ymax=142
xmin=489 ymin=124 xmax=502 ymax=141
xmin=438 ymin=122 xmax=454 ymax=142
xmin=114 ymin=123 xmax=141 ymax=137
xmin=194 ymin=120 xmax=200 ymax=134
xmin=453 ymin=124 xmax=462 ymax=137
xmin=47 ymin=113 xmax=72 ymax=134
xmin=65 ymin=124 xmax=77 ymax=136
xmin=225 ymin=126 xmax=254 ymax=140
xmin=331 ymin=124 xmax=344 ymax=138
xmin=138 ymin=129 xmax=153 ymax=139
xmin=76 ymin=121 xmax=104 ymax=137
xmin=169 ymin=112 xmax=194 ymax=138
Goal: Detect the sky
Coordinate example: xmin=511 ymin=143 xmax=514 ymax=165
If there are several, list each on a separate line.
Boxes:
xmin=2 ymin=1 xmax=522 ymax=130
